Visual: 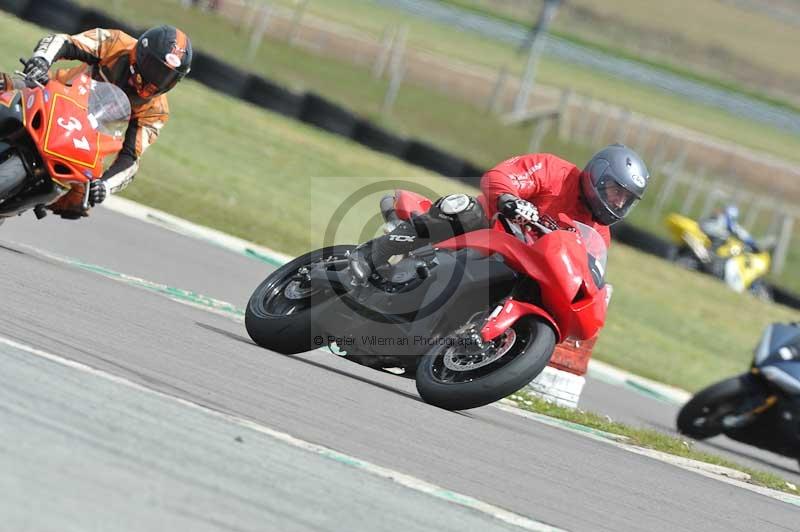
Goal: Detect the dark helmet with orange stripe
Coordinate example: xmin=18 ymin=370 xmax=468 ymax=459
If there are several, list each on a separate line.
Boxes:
xmin=131 ymin=25 xmax=192 ymax=99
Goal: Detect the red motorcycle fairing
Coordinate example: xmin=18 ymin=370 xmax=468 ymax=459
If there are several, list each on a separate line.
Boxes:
xmin=436 ymin=228 xmax=606 ymax=342
xmin=2 ymin=75 xmax=126 ymax=215
xmin=481 ymin=298 xmax=561 ymax=343
xmin=394 ymin=189 xmax=433 ymax=220
xmin=387 ymin=190 xmax=607 ymax=343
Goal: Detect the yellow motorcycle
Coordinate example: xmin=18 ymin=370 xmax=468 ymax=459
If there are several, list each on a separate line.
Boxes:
xmin=665 ymin=213 xmax=773 ymax=300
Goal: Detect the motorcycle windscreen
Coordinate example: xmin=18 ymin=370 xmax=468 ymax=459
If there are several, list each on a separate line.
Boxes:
xmin=574 ymin=221 xmax=607 ymax=287
xmin=87 ymin=82 xmax=131 ymax=139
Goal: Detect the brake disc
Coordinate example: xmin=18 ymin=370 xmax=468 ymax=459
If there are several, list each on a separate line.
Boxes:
xmin=443 ymin=329 xmax=517 ymax=371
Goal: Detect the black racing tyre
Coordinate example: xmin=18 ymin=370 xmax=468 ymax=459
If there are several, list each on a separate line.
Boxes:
xmin=245 ymin=245 xmax=355 ymax=354
xmin=749 ymin=280 xmax=773 ymax=302
xmin=0 ymin=154 xmax=26 ymax=200
xmin=415 ymin=316 xmax=556 ymax=410
xmin=673 ymin=247 xmax=701 ymax=271
xmin=676 ymin=374 xmax=760 ymax=439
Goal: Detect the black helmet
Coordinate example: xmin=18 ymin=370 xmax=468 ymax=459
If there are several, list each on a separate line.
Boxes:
xmin=581 ymin=144 xmax=649 ymax=225
xmin=131 ymin=25 xmax=192 ymax=99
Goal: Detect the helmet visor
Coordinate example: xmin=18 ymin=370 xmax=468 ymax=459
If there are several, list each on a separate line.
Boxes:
xmin=597 ymin=180 xmax=639 ymax=220
xmin=135 ymin=53 xmax=184 ymax=97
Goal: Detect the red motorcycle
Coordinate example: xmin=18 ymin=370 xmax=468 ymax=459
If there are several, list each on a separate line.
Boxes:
xmin=246 ymin=190 xmax=610 ymax=410
xmin=0 ymin=71 xmax=129 ymax=222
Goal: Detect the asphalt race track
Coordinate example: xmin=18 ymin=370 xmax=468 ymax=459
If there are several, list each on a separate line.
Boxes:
xmin=1 ymin=207 xmax=798 ymax=531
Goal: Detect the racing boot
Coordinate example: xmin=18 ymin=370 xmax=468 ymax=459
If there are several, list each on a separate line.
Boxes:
xmin=348 ymin=221 xmax=423 ymax=285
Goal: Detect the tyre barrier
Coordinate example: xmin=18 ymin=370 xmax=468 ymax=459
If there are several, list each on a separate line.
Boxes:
xmin=456 ymin=163 xmax=486 ymax=188
xmin=611 ymin=222 xmax=674 ymax=259
xmin=20 ymin=0 xmax=84 ymax=34
xmin=188 ymin=51 xmax=250 ymax=99
xmin=299 ymin=92 xmax=359 ymax=138
xmin=242 ymin=75 xmax=305 ymax=119
xmin=0 ymin=0 xmax=30 ymax=17
xmin=404 ymin=140 xmax=468 ymax=178
xmin=352 ymin=120 xmax=409 ymax=158
xmin=772 ymin=287 xmax=800 ymax=310
xmin=79 ymin=9 xmax=139 ymax=38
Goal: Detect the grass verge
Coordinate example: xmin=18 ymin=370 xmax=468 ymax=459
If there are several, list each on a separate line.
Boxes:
xmin=508 ymin=391 xmax=799 ymax=496
xmin=72 ymin=0 xmax=800 ymax=164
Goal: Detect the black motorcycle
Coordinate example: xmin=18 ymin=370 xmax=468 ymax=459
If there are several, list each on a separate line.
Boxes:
xmin=245 ymin=190 xmax=611 ymax=410
xmin=677 ymin=322 xmax=800 ymax=469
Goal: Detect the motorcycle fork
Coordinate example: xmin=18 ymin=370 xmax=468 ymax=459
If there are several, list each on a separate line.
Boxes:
xmin=723 ymin=393 xmax=778 ymax=429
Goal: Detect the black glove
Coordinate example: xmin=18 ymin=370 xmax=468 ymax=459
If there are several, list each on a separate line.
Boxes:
xmin=88 ymin=180 xmax=109 ymax=206
xmin=21 ymin=56 xmax=50 ymax=86
xmin=498 ymin=194 xmax=539 ymax=225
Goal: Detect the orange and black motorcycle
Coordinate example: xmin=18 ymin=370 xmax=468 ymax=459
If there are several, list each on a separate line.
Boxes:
xmin=0 ymin=70 xmax=129 ymax=223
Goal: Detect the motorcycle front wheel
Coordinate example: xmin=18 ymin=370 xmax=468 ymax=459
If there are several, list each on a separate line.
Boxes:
xmin=245 ymin=245 xmax=355 ymax=354
xmin=676 ymin=374 xmax=763 ymax=439
xmin=415 ymin=316 xmax=556 ymax=410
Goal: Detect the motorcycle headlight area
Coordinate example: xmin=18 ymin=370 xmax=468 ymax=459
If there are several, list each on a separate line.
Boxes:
xmin=778 ymin=344 xmax=800 ymax=361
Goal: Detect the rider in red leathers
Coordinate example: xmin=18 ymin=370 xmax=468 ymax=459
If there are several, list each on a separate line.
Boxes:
xmin=350 ymin=144 xmax=650 ymax=283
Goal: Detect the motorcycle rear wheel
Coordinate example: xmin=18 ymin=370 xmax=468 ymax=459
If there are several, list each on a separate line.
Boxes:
xmin=0 ymin=154 xmax=26 ymax=200
xmin=245 ymin=245 xmax=355 ymax=354
xmin=415 ymin=316 xmax=556 ymax=410
xmin=676 ymin=374 xmax=761 ymax=439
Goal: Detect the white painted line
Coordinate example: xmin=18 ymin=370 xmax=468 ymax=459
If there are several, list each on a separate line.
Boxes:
xmin=0 ymin=334 xmax=566 ymax=532
xmin=587 ymin=359 xmax=691 ymax=406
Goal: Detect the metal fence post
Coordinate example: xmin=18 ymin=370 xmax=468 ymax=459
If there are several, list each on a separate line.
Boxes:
xmin=373 ymin=26 xmax=397 ymax=79
xmin=743 ymin=196 xmax=765 ymax=230
xmin=772 ymin=214 xmax=794 ymax=275
xmin=613 ymin=108 xmax=632 ymax=144
xmin=649 ymin=133 xmax=671 ymax=171
xmin=246 ymin=6 xmax=272 ymax=62
xmin=288 ymin=0 xmax=310 ymax=45
xmin=381 ymin=26 xmax=408 ymax=117
xmin=573 ymin=94 xmax=594 ymax=142
xmin=680 ymin=168 xmax=705 ymax=215
xmin=556 ymin=88 xmax=573 ymax=140
xmin=512 ymin=0 xmax=561 ymax=114
xmin=486 ymin=65 xmax=510 ymax=114
xmin=650 ymin=170 xmax=681 ymax=222
xmin=590 ymin=101 xmax=611 ymax=147
xmin=528 ymin=118 xmax=552 ymax=152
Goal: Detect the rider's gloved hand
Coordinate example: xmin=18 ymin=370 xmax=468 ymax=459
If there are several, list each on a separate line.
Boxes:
xmin=498 ymin=194 xmax=539 ymax=225
xmin=21 ymin=56 xmax=51 ymax=86
xmin=88 ymin=180 xmax=109 ymax=206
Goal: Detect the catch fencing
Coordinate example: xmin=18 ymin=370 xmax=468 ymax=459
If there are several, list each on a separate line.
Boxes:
xmin=376 ymin=0 xmax=800 ymax=136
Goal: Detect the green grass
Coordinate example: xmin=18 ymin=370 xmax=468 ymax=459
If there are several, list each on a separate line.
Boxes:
xmin=508 ymin=392 xmax=800 ymax=496
xmin=2 ymin=11 xmax=798 ymax=390
xmin=72 ymin=0 xmax=800 ymax=164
